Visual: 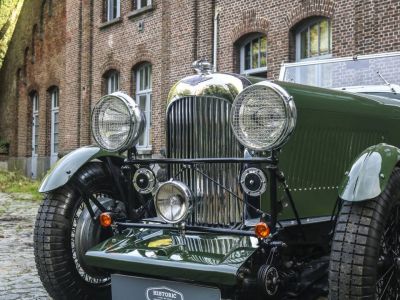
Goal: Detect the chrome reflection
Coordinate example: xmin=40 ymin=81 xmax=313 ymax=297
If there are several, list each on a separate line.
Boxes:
xmin=167 ymin=96 xmax=243 ymax=227
xmin=167 ymin=73 xmax=252 ymax=104
xmin=172 ymin=235 xmax=255 ymax=265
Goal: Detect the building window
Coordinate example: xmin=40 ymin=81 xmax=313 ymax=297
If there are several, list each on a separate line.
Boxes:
xmin=295 ymin=17 xmax=332 ymax=61
xmin=134 ymin=0 xmax=152 ymax=10
xmin=50 ymin=88 xmax=59 ymax=165
xmin=107 ymin=0 xmax=120 ymax=21
xmin=31 ymin=92 xmax=39 ymax=178
xmin=240 ymin=34 xmax=267 ymax=76
xmin=32 ymin=93 xmax=39 ymax=155
xmin=135 ymin=63 xmax=152 ymax=150
xmin=105 ymin=70 xmax=120 ymax=94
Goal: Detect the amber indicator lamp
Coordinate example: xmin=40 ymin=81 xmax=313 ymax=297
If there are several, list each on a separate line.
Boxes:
xmin=255 ymin=222 xmax=271 ymax=239
xmin=99 ymin=212 xmax=112 ymax=228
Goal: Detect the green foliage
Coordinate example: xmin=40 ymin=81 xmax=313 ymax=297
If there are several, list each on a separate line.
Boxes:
xmin=0 ymin=0 xmax=24 ymax=70
xmin=0 ymin=170 xmax=41 ymax=200
xmin=0 ymin=137 xmax=10 ymax=154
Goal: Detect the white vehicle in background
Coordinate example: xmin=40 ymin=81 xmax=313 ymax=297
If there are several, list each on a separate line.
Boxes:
xmin=279 ymin=52 xmax=400 ymax=100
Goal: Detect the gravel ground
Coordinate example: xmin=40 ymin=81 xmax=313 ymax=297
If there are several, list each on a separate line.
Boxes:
xmin=0 ymin=192 xmax=50 ymax=300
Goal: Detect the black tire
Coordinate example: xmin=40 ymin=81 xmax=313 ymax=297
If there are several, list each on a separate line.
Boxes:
xmin=34 ymin=162 xmax=117 ymax=300
xmin=329 ymin=167 xmax=400 ymax=299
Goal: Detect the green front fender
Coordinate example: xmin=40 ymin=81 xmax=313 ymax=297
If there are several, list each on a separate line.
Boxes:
xmin=39 ymin=146 xmax=123 ymax=193
xmin=339 ymin=143 xmax=400 ymax=202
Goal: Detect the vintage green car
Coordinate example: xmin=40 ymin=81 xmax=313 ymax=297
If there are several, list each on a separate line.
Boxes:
xmin=34 ymin=55 xmax=400 ymax=300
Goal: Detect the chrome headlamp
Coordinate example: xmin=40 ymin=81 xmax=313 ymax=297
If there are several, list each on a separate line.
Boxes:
xmin=154 ymin=180 xmax=192 ymax=224
xmin=91 ymin=92 xmax=145 ymax=152
xmin=230 ymin=82 xmax=296 ymax=151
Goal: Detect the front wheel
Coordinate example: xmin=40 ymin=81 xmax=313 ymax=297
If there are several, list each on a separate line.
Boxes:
xmin=34 ymin=162 xmax=121 ymax=300
xmin=329 ymin=168 xmax=400 ymax=300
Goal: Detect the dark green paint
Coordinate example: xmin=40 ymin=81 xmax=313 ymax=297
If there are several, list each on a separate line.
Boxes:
xmin=339 ymin=143 xmax=400 ymax=201
xmin=39 ymin=146 xmax=122 ymax=193
xmin=264 ymin=81 xmax=400 ymax=218
xmin=85 ymin=228 xmax=258 ymax=286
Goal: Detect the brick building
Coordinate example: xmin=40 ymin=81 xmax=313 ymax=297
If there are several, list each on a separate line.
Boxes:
xmin=0 ymin=0 xmax=399 ymax=178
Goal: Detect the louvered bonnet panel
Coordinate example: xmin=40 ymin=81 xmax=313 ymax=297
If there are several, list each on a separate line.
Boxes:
xmin=167 ymin=96 xmax=243 ymax=227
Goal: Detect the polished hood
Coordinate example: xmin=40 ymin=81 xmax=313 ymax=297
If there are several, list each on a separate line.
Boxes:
xmin=167 ymin=72 xmax=252 ymax=104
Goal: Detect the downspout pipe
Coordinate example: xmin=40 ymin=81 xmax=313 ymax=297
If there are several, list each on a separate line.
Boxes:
xmin=213 ymin=7 xmax=220 ymax=72
xmin=193 ymin=0 xmax=198 ymax=63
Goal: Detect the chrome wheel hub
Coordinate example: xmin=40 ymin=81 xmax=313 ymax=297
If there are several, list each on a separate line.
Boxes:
xmin=71 ymin=194 xmax=115 ymax=284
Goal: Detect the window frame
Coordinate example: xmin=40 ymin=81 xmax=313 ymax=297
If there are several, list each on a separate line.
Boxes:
xmin=295 ymin=17 xmax=332 ymax=62
xmin=31 ymin=92 xmax=39 ymax=178
xmin=135 ymin=63 xmax=152 ymax=151
xmin=31 ymin=93 xmax=39 ymax=156
xmin=107 ymin=0 xmax=120 ymax=22
xmin=106 ymin=70 xmax=120 ymax=94
xmin=239 ymin=34 xmax=268 ymax=76
xmin=135 ymin=0 xmax=152 ymax=10
xmin=50 ymin=88 xmax=59 ymax=165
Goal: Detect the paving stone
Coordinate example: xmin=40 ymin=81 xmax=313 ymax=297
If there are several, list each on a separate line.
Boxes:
xmin=0 ymin=193 xmax=51 ymax=299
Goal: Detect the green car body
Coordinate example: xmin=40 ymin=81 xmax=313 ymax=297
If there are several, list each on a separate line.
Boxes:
xmin=37 ymin=62 xmax=400 ymax=299
xmin=41 ymin=78 xmax=400 ymax=210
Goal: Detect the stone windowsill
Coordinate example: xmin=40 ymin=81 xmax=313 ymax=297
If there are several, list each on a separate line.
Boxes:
xmin=99 ymin=17 xmax=123 ymax=30
xmin=127 ymin=4 xmax=154 ymax=19
xmin=136 ymin=148 xmax=153 ymax=156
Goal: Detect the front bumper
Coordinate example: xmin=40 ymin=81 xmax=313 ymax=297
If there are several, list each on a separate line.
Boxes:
xmin=85 ymin=228 xmax=259 ymax=286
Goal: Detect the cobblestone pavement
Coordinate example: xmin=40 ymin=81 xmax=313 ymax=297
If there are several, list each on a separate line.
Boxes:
xmin=0 ymin=192 xmax=50 ymax=300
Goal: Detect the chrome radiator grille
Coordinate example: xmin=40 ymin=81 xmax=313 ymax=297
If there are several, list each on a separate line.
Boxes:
xmin=167 ymin=96 xmax=243 ymax=227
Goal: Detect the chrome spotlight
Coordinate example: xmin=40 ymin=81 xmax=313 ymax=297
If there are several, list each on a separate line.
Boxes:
xmin=154 ymin=180 xmax=192 ymax=224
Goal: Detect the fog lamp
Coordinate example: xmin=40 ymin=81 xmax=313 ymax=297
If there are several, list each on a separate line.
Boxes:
xmin=154 ymin=180 xmax=192 ymax=224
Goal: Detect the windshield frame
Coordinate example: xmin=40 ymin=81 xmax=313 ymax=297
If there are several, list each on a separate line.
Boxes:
xmin=279 ymin=51 xmax=400 ymax=89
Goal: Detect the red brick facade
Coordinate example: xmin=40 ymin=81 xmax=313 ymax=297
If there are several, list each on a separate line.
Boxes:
xmin=0 ymin=0 xmax=400 ymax=177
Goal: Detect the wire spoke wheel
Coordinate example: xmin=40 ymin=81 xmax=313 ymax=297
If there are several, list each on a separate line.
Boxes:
xmin=376 ymin=205 xmax=400 ymax=300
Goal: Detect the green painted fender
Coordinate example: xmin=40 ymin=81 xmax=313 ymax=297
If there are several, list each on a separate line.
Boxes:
xmin=339 ymin=143 xmax=400 ymax=202
xmin=39 ymin=146 xmax=124 ymax=193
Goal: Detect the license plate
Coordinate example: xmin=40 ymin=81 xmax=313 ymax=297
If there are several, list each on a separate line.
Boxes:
xmin=111 ymin=274 xmax=221 ymax=300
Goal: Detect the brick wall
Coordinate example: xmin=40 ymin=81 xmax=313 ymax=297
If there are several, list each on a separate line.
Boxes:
xmin=1 ymin=0 xmax=400 ymax=176
xmin=0 ymin=0 xmax=66 ymax=176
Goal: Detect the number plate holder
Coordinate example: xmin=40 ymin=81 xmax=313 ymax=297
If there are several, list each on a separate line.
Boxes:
xmin=111 ymin=274 xmax=221 ymax=300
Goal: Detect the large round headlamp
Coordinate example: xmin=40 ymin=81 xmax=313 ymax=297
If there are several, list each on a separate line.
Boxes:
xmin=91 ymin=92 xmax=145 ymax=152
xmin=154 ymin=180 xmax=192 ymax=224
xmin=230 ymin=82 xmax=296 ymax=151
